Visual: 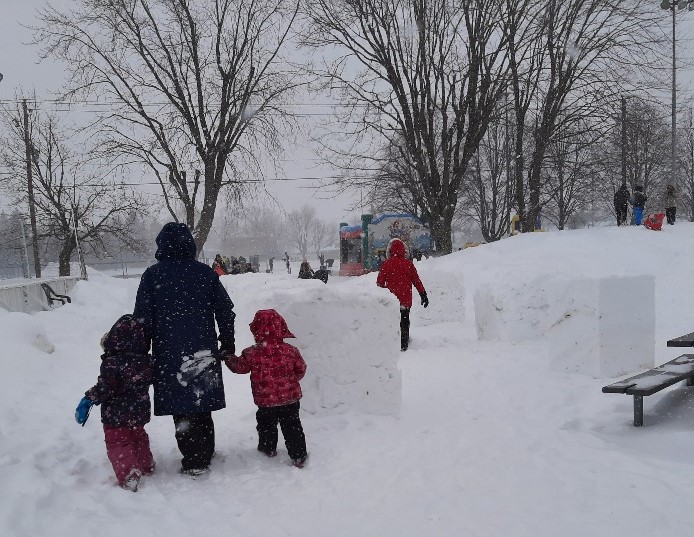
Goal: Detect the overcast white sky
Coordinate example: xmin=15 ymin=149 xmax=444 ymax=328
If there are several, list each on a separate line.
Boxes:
xmin=0 ymin=0 xmax=363 ymax=225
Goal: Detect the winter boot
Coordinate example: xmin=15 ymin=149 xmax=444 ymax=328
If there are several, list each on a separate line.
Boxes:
xmin=292 ymin=454 xmax=308 ymax=468
xmin=121 ymin=468 xmax=142 ymax=492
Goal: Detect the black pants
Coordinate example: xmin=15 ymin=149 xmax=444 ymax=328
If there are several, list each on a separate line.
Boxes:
xmin=615 ymin=205 xmax=628 ymax=226
xmin=400 ymin=307 xmax=410 ymax=350
xmin=256 ymin=401 xmax=307 ymax=461
xmin=173 ymin=413 xmax=215 ymax=471
xmin=666 ymin=207 xmax=676 ymax=225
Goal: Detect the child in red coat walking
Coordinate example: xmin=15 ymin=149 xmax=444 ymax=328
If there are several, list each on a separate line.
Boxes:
xmin=225 ymin=309 xmax=308 ymax=467
xmin=74 ymin=314 xmax=155 ymax=491
xmin=376 ymin=238 xmax=429 ymax=351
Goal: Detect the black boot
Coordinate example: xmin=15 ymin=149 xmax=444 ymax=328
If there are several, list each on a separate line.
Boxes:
xmin=400 ymin=308 xmax=410 ymax=351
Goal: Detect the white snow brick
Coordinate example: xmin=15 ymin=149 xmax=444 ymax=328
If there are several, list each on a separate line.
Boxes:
xmin=474 ymin=275 xmax=655 ymax=378
xmin=224 ymin=275 xmax=402 ymax=416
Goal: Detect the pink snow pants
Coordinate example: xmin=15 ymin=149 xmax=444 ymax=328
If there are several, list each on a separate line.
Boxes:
xmin=103 ymin=424 xmax=155 ymax=484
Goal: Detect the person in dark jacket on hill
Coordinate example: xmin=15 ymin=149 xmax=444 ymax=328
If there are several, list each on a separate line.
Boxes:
xmin=630 ymin=185 xmax=647 ymax=226
xmin=376 ymin=238 xmax=428 ymax=352
xmin=74 ymin=314 xmax=154 ymax=492
xmin=225 ymin=309 xmax=308 ymax=468
xmin=614 ymin=183 xmax=629 ymax=226
xmin=133 ymin=223 xmax=236 ymax=476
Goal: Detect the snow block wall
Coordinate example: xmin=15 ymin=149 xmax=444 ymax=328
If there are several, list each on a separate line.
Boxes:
xmin=223 ymin=275 xmax=402 ymax=416
xmin=474 ymin=275 xmax=655 ymax=378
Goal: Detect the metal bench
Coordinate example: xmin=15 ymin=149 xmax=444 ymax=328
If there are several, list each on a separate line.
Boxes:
xmin=41 ymin=283 xmax=72 ymax=307
xmin=602 ymin=354 xmax=694 ymax=426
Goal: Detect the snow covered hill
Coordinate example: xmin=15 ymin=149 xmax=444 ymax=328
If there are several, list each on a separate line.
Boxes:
xmin=1 ymin=223 xmax=693 ymax=537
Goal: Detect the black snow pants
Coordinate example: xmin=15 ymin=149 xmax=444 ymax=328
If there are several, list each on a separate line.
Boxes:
xmin=666 ymin=207 xmax=677 ymax=225
xmin=173 ymin=412 xmax=215 ymax=471
xmin=256 ymin=401 xmax=307 ymax=461
xmin=400 ymin=307 xmax=411 ymax=351
xmin=615 ymin=204 xmax=628 ymax=226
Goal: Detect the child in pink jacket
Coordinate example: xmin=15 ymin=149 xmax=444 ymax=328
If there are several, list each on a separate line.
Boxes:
xmin=225 ymin=309 xmax=308 ymax=467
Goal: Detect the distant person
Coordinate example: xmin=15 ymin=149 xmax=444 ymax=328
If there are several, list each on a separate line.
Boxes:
xmin=614 ymin=183 xmax=630 ymax=226
xmin=133 ymin=223 xmax=236 ymax=476
xmin=510 ymin=212 xmax=521 ymax=235
xmin=318 ymin=252 xmax=325 ymax=269
xmin=224 ymin=309 xmax=308 ymax=468
xmin=269 ymin=257 xmax=274 ymax=273
xmin=630 ymin=185 xmax=647 ymax=226
xmin=212 ymin=254 xmax=228 ymax=276
xmin=376 ymin=238 xmax=428 ymax=352
xmin=74 ymin=314 xmax=154 ymax=492
xmin=665 ymin=184 xmax=677 ymax=225
xmin=285 ymin=252 xmax=291 ymax=274
xmin=298 ymin=260 xmax=314 ymax=280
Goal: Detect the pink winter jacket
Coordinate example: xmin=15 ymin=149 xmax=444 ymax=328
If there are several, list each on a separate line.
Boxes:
xmin=225 ymin=309 xmax=307 ymax=408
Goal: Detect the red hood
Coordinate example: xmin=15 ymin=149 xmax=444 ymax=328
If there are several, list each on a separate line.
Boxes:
xmin=388 ymin=239 xmax=406 ymax=258
xmin=249 ymin=309 xmax=295 ymax=343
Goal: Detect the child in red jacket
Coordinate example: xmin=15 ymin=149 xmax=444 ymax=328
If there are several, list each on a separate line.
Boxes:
xmin=376 ymin=238 xmax=429 ymax=351
xmin=225 ymin=309 xmax=308 ymax=467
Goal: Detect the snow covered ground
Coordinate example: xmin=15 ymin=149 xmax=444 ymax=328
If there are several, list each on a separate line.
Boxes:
xmin=2 ymin=223 xmax=694 ymax=537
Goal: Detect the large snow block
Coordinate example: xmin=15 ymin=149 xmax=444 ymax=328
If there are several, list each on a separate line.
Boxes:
xmin=474 ymin=275 xmax=655 ymax=378
xmin=596 ymin=276 xmax=655 ymax=377
xmin=223 ymin=276 xmax=402 ymax=416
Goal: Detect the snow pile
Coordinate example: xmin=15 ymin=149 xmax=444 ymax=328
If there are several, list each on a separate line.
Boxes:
xmin=474 ymin=274 xmax=656 ymax=377
xmin=221 ymin=273 xmax=402 ymax=415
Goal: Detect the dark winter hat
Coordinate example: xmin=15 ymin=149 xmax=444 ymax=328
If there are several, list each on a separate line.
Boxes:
xmin=155 ymin=222 xmax=196 ymax=261
xmin=102 ymin=314 xmax=149 ymax=356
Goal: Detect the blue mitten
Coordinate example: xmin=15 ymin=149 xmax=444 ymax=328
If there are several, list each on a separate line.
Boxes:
xmin=75 ymin=397 xmax=94 ymax=426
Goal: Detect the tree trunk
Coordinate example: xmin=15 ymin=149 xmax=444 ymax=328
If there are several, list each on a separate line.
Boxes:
xmin=193 ymin=160 xmax=222 ymax=256
xmin=59 ymin=237 xmax=75 ymax=277
xmin=430 ymin=212 xmax=454 ymax=255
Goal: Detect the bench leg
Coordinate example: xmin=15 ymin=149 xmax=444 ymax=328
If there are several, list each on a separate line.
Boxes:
xmin=633 ymin=395 xmax=644 ymax=427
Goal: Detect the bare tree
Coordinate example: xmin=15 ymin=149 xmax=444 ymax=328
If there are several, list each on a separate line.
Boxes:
xmin=679 ymin=108 xmax=694 ymax=221
xmin=543 ymin=125 xmax=600 ymax=230
xmin=505 ymin=0 xmax=661 ymax=232
xmin=239 ymin=205 xmax=286 ymax=259
xmin=458 ymin=114 xmax=515 ymax=242
xmin=1 ymin=104 xmax=149 ymax=276
xmin=286 ymin=205 xmax=323 ymax=259
xmin=303 ymin=0 xmax=515 ymax=253
xmin=35 ymin=0 xmax=302 ymax=252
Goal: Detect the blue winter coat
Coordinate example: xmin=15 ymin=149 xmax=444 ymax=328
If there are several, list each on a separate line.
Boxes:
xmin=133 ymin=223 xmax=236 ymax=416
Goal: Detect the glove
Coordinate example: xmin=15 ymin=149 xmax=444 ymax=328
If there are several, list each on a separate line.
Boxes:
xmin=219 ymin=341 xmax=235 ymax=361
xmin=75 ymin=397 xmax=94 ymax=426
xmin=420 ymin=292 xmax=429 ymax=308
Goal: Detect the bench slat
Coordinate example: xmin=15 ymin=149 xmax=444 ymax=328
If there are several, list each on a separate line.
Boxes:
xmin=667 ymin=332 xmax=694 ymax=347
xmin=602 ymin=355 xmax=694 ymax=396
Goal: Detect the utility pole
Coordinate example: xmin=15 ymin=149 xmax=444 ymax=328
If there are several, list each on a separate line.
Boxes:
xmin=22 ymin=99 xmax=41 ymax=278
xmin=621 ymin=97 xmax=627 ymax=187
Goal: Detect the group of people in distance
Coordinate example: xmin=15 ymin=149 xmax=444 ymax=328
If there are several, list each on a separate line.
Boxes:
xmin=613 ymin=183 xmax=677 ymax=227
xmin=212 ymin=254 xmax=256 ymax=276
xmin=75 ymin=225 xmax=428 ymax=492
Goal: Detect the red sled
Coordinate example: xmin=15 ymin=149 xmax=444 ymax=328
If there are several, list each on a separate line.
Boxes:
xmin=643 ymin=212 xmax=665 ymax=231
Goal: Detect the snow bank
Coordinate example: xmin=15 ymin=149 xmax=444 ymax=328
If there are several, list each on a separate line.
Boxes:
xmin=474 ymin=274 xmax=656 ymax=377
xmin=221 ymin=274 xmax=402 ymax=416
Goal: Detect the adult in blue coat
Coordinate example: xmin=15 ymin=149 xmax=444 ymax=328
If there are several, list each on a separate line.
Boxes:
xmin=134 ymin=222 xmax=236 ymax=475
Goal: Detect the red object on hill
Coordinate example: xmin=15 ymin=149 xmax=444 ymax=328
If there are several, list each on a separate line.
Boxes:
xmin=643 ymin=213 xmax=665 ymax=231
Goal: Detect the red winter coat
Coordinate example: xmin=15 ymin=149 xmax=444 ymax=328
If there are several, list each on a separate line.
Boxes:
xmin=226 ymin=309 xmax=307 ymax=408
xmin=376 ymin=239 xmax=426 ymax=308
